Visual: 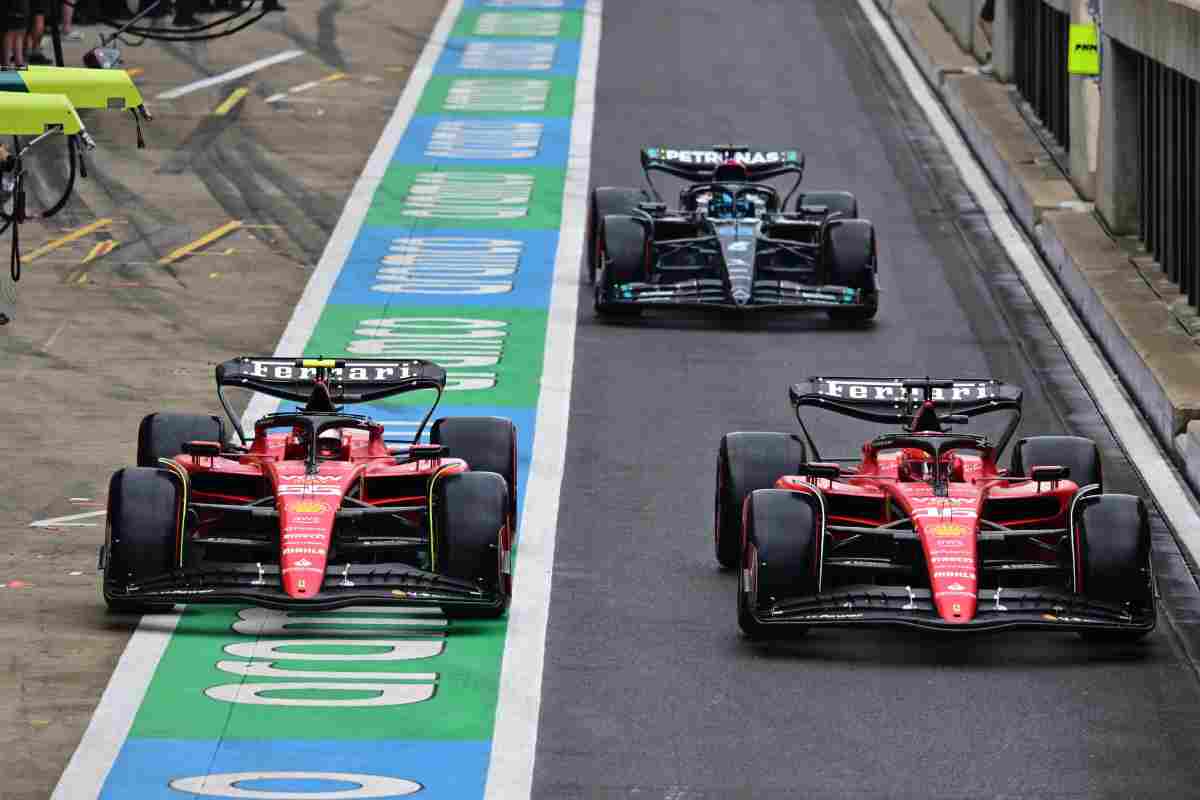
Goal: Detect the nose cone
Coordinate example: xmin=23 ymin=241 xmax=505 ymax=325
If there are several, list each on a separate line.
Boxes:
xmin=920 ymin=520 xmax=978 ymax=624
xmin=278 ymin=497 xmax=334 ymax=599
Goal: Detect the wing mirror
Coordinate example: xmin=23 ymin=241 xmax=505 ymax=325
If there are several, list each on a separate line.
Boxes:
xmin=802 ymin=462 xmax=841 ymax=480
xmin=1030 ymin=465 xmax=1069 ymax=484
xmin=182 ymin=440 xmax=221 ymax=458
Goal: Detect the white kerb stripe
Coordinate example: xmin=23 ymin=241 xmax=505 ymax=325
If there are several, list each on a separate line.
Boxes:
xmin=49 ymin=3 xmax=466 ymax=798
xmin=157 ymin=49 xmax=305 ymax=99
xmin=483 ymin=1 xmax=601 ymax=798
xmin=856 ymin=0 xmax=1200 ymax=558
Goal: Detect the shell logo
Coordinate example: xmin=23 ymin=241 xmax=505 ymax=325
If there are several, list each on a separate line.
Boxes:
xmin=931 ymin=523 xmax=966 ymax=537
xmin=292 ymin=500 xmax=331 ymax=514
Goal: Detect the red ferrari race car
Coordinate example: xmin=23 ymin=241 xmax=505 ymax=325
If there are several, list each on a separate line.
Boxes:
xmin=100 ymin=357 xmax=516 ymax=617
xmin=714 ymin=377 xmax=1156 ymax=640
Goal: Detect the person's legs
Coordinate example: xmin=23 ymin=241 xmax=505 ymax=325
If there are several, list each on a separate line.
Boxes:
xmin=980 ymin=0 xmax=995 ymax=45
xmin=25 ymin=1 xmax=46 ymax=64
xmin=4 ymin=0 xmax=29 ymax=66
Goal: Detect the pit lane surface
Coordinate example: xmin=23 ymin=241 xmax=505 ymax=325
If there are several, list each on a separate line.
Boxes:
xmin=534 ymin=2 xmax=1200 ymax=798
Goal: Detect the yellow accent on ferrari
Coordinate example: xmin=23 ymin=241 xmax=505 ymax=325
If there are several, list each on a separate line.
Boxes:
xmin=302 ymin=358 xmax=338 ymax=368
xmin=0 ymin=93 xmax=84 ymax=135
xmin=22 ymin=66 xmax=144 ymax=111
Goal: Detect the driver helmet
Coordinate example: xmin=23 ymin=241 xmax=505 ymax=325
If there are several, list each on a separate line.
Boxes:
xmin=317 ymin=433 xmax=343 ymax=459
xmin=898 ymin=449 xmax=933 ymax=482
xmin=709 ymin=189 xmax=755 ymax=219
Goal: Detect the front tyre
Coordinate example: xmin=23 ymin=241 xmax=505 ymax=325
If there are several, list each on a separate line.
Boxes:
xmin=1073 ymin=493 xmax=1155 ymax=642
xmin=432 ymin=471 xmax=511 ymax=620
xmin=588 ymin=187 xmax=649 ymax=284
xmin=715 ymin=432 xmax=807 ymax=568
xmin=824 ymin=219 xmax=878 ymax=325
xmin=595 ymin=215 xmax=646 ymax=317
xmin=103 ymin=467 xmax=180 ymax=614
xmin=739 ymin=489 xmax=821 ymax=639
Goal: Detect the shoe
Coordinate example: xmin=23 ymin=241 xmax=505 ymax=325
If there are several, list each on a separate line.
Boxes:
xmin=979 ymin=61 xmax=995 ymax=75
xmin=64 ymin=30 xmax=85 ymax=41
xmin=26 ymin=50 xmax=51 ymax=65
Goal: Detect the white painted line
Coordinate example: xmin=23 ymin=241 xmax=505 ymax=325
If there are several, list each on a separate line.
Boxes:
xmin=857 ymin=0 xmax=1200 ymax=557
xmin=157 ymin=50 xmax=304 ymax=100
xmin=30 ymin=509 xmax=105 ymax=527
xmin=49 ymin=611 xmax=181 ymax=799
xmin=50 ymin=3 xmax=465 ymax=796
xmin=483 ymin=0 xmax=599 ymax=798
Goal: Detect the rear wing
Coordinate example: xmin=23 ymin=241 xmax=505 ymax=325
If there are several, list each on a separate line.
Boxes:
xmin=216 ymin=357 xmax=447 ymax=442
xmin=789 ymin=377 xmax=1024 ymax=458
xmin=640 ymin=145 xmax=805 ymax=182
xmin=218 ymin=357 xmax=445 ymax=403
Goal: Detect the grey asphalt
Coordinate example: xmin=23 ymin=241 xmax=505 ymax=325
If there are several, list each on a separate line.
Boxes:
xmin=532 ymin=2 xmax=1200 ymax=798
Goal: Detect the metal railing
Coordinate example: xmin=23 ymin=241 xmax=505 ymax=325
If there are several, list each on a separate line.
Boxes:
xmin=1137 ymin=48 xmax=1200 ymax=306
xmin=1012 ymin=0 xmax=1071 ymax=152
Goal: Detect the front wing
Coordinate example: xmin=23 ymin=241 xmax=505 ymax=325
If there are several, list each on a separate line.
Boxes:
xmin=101 ymin=556 xmax=505 ymax=613
xmin=744 ymin=584 xmax=1156 ymax=634
xmin=601 ymin=278 xmax=872 ymax=311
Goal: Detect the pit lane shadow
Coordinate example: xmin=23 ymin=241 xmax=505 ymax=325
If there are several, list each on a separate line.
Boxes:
xmin=728 ymin=623 xmax=1159 ymax=668
xmin=582 ymin=300 xmax=878 ymax=333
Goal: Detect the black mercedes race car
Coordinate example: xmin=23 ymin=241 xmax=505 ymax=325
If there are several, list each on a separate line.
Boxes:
xmin=586 ymin=145 xmax=878 ymax=322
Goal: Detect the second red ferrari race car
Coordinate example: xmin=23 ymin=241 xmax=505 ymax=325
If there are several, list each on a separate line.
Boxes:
xmin=100 ymin=357 xmax=516 ymax=617
xmin=715 ymin=377 xmax=1156 ymax=640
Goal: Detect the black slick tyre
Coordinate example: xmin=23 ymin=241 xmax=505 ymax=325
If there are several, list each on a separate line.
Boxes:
xmin=588 ymin=187 xmax=649 ymax=284
xmin=137 ymin=412 xmax=225 ymax=467
xmin=796 ymin=190 xmax=858 ymax=220
xmin=431 ymin=416 xmax=519 ymax=526
xmin=824 ymin=219 xmax=878 ymax=324
xmin=714 ymin=432 xmax=807 ymax=569
xmin=431 ymin=471 xmax=511 ymax=619
xmin=1010 ymin=435 xmax=1102 ymax=490
xmin=594 ymin=215 xmax=646 ymax=317
xmin=739 ymin=489 xmax=821 ymax=639
xmin=103 ymin=467 xmax=180 ymax=614
xmin=1073 ymin=493 xmax=1155 ymax=641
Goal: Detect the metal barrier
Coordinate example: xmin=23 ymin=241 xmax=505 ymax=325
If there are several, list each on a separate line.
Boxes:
xmin=1012 ymin=0 xmax=1071 ymax=152
xmin=1137 ymin=49 xmax=1200 ymax=306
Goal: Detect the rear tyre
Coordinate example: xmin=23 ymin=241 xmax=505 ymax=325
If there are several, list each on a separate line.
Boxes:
xmin=432 ymin=471 xmax=511 ymax=620
xmin=595 ymin=215 xmax=647 ymax=317
xmin=1073 ymin=493 xmax=1154 ymax=641
xmin=796 ymin=190 xmax=858 ymax=220
xmin=1010 ymin=435 xmax=1102 ymax=490
xmin=588 ymin=187 xmax=649 ymax=284
xmin=824 ymin=219 xmax=878 ymax=324
xmin=103 ymin=467 xmax=179 ymax=614
xmin=715 ymin=432 xmax=807 ymax=568
xmin=739 ymin=489 xmax=821 ymax=639
xmin=137 ymin=412 xmax=225 ymax=467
